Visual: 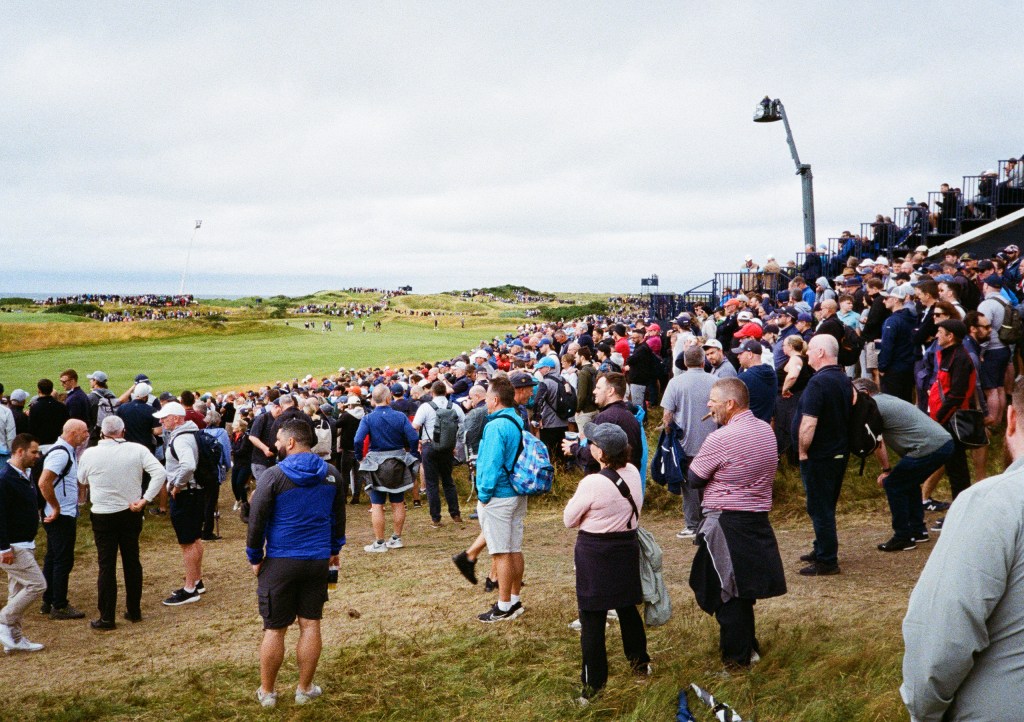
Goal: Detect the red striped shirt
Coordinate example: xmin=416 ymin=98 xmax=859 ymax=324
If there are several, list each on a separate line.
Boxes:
xmin=690 ymin=409 xmax=778 ymax=512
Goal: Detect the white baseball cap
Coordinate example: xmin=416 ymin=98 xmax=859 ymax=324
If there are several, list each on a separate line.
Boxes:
xmin=153 ymin=402 xmax=186 ymax=418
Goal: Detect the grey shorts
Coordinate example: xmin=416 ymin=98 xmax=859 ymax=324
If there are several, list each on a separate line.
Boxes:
xmin=478 ymin=495 xmax=527 ymax=554
xmin=864 ymin=340 xmax=880 ymax=370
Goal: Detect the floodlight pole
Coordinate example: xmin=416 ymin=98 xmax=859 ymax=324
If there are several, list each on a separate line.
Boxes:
xmin=178 ymin=220 xmax=202 ymax=295
xmin=761 ymin=100 xmax=816 ymax=250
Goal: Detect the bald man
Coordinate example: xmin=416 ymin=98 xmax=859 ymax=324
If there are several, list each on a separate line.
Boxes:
xmin=38 ymin=419 xmax=90 ymax=619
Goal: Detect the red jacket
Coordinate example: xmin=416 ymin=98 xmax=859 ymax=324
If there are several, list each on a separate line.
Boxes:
xmin=928 ymin=343 xmax=976 ymax=426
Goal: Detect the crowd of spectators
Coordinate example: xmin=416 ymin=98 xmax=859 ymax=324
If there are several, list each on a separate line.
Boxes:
xmin=39 ymin=294 xmax=195 ymax=307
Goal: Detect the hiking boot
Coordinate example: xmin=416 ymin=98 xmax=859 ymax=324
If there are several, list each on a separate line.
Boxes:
xmin=477 ymin=602 xmax=524 ymax=623
xmin=162 ymin=588 xmax=200 ymax=606
xmin=295 ymin=684 xmax=322 ymax=705
xmin=452 ymin=551 xmax=478 ymax=585
xmin=384 ymin=535 xmax=404 ymax=549
xmin=364 ymin=540 xmax=388 ymax=553
xmin=256 ymin=689 xmax=277 ymax=708
xmin=50 ymin=605 xmax=86 ymax=620
xmin=877 ymin=536 xmax=916 ymax=552
xmin=798 ymin=561 xmax=840 ymax=576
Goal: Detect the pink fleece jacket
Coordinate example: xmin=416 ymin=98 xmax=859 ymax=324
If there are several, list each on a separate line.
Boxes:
xmin=563 ymin=464 xmax=643 ymax=534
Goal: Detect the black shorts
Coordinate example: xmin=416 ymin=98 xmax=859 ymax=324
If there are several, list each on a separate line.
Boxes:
xmin=257 ymin=557 xmax=329 ymax=629
xmin=169 ymin=489 xmax=204 ymax=545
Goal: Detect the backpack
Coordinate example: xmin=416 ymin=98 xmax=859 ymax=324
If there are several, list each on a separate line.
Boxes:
xmin=838 ymin=325 xmax=864 ymax=366
xmin=89 ymin=391 xmax=119 ymax=444
xmin=311 ymin=418 xmax=332 ymax=458
xmin=848 ymin=390 xmax=884 ymax=474
xmin=31 ymin=445 xmax=74 ymax=513
xmin=170 ymin=430 xmax=223 ymax=489
xmin=992 ymin=297 xmax=1024 ymax=344
xmin=429 ymin=400 xmax=460 ymax=451
xmin=488 ymin=415 xmax=554 ymax=495
xmin=551 ymin=375 xmax=578 ymax=421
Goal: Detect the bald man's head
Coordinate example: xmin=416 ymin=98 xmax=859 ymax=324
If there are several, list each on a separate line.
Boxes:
xmin=62 ymin=419 xmax=90 ymax=447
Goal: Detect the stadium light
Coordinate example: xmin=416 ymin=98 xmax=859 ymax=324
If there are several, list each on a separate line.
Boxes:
xmin=754 ymin=96 xmax=816 ymax=249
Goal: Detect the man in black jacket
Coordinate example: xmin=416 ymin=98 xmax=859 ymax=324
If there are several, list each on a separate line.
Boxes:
xmin=860 ymin=278 xmax=890 ymax=385
xmin=28 ymin=379 xmax=69 ymax=445
xmin=563 ymin=372 xmax=642 ymax=474
xmin=625 ymin=328 xmax=660 ymax=408
xmin=0 ymin=434 xmax=46 ymax=652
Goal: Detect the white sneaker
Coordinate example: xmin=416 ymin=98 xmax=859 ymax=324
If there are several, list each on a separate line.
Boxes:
xmin=384 ymin=536 xmax=404 ymax=549
xmin=364 ymin=541 xmax=388 ymax=553
xmin=750 ymin=651 xmax=761 ymax=665
xmin=295 ymin=684 xmax=322 ymax=705
xmin=233 ymin=501 xmax=241 ymax=511
xmin=0 ymin=624 xmax=16 ymax=650
xmin=568 ymin=618 xmax=582 ymax=631
xmin=676 ymin=528 xmax=696 ymax=539
xmin=606 ymin=609 xmax=619 ymax=620
xmin=256 ymin=689 xmax=277 ymax=708
xmin=13 ymin=637 xmax=44 ymax=652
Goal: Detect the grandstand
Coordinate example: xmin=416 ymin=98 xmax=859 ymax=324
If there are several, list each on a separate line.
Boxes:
xmin=650 ymin=154 xmax=1024 ymax=320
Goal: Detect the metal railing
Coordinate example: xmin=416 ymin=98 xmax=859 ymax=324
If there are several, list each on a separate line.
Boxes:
xmin=714 ymin=271 xmax=782 ymax=301
xmin=961 ymin=174 xmax=997 ymax=225
xmin=996 ymin=159 xmax=1024 ymax=216
xmin=927 ymin=189 xmax=962 ymax=238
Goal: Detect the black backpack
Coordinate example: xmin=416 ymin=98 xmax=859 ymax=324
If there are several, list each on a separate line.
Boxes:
xmin=848 ymin=390 xmax=884 ymax=474
xmin=31 ymin=445 xmax=74 ymax=513
xmin=838 ymin=325 xmax=864 ymax=367
xmin=552 ymin=374 xmax=578 ymax=420
xmin=170 ymin=430 xmax=223 ymax=489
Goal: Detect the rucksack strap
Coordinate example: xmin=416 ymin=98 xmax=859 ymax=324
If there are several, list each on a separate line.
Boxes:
xmin=43 ymin=446 xmax=73 ymax=495
xmin=487 ymin=414 xmax=525 ymax=474
xmin=599 ymin=468 xmax=639 ymax=530
xmin=169 ymin=430 xmax=199 ymax=462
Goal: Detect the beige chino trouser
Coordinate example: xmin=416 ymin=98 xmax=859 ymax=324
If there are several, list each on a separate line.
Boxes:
xmin=0 ymin=548 xmax=47 ymax=630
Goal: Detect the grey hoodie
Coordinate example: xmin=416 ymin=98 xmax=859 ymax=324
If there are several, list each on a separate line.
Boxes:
xmin=165 ymin=421 xmax=199 ymax=490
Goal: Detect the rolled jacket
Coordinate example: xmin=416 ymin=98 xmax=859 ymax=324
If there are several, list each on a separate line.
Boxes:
xmin=574 ymin=529 xmax=642 ymax=611
xmin=358 ymin=449 xmax=418 ymax=493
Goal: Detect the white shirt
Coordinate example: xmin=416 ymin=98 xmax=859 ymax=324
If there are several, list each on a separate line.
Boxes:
xmin=0 ymin=405 xmax=14 ymax=453
xmin=41 ymin=439 xmax=79 ymax=519
xmin=412 ymin=396 xmax=465 ymax=441
xmin=79 ymin=438 xmax=167 ymax=514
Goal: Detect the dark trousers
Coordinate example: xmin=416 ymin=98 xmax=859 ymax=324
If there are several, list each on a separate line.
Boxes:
xmin=881 ymin=370 xmax=914 ymax=403
xmin=341 ymin=451 xmax=358 ymax=501
xmin=42 ymin=514 xmax=77 ymax=609
xmin=539 ymin=427 xmax=566 ymax=466
xmin=946 ymin=438 xmax=971 ymax=500
xmin=715 ymin=597 xmax=759 ymax=666
xmin=884 ymin=441 xmax=953 ymax=538
xmin=91 ymin=509 xmax=144 ymax=621
xmin=231 ymin=461 xmax=251 ymax=502
xmin=202 ymin=483 xmax=221 ymax=537
xmin=579 ymin=605 xmax=649 ymax=696
xmin=799 ymin=455 xmax=849 ymax=566
xmin=422 ymin=443 xmax=459 ymax=522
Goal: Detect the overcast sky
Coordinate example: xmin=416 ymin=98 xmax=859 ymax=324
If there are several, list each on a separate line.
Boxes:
xmin=3 ymin=2 xmax=1021 ymax=297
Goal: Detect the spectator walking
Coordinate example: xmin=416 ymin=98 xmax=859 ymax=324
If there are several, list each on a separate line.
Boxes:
xmin=412 ymin=382 xmax=465 ymax=528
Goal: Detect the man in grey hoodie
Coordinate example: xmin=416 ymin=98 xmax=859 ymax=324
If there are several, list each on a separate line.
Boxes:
xmin=154 ymin=402 xmax=206 ymax=607
xmin=901 ymin=374 xmax=1024 ymax=720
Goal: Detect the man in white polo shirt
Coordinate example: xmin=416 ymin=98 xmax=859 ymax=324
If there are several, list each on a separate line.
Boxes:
xmin=78 ymin=416 xmax=166 ymax=629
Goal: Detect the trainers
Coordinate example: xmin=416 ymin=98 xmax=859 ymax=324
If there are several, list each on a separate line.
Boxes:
xmin=233 ymin=500 xmax=241 ymax=512
xmin=430 ymin=519 xmax=443 ymax=529
xmin=568 ymin=618 xmax=582 ymax=631
xmin=295 ymin=684 xmax=322 ymax=705
xmin=477 ymin=602 xmax=524 ymax=623
xmin=364 ymin=540 xmax=388 ymax=553
xmin=930 ymin=518 xmax=945 ymax=532
xmin=923 ymin=498 xmax=950 ymax=512
xmin=910 ymin=532 xmax=930 ymax=544
xmin=484 ymin=577 xmax=498 ymax=593
xmin=385 ymin=535 xmax=404 ymax=549
xmin=750 ymin=651 xmax=761 ymax=665
xmin=877 ymin=536 xmax=916 ymax=552
xmin=256 ymin=689 xmax=277 ymax=708
xmin=162 ymin=588 xmax=201 ymax=606
xmin=50 ymin=605 xmax=86 ymax=620
xmin=606 ymin=609 xmax=619 ymax=620
xmin=798 ymin=561 xmax=840 ymax=576
xmin=452 ymin=551 xmax=478 ymax=585
xmin=196 ymin=579 xmax=206 ymax=595
xmin=13 ymin=637 xmax=44 ymax=652
xmin=0 ymin=624 xmax=16 ymax=650
xmin=634 ymin=663 xmax=653 ymax=681
xmin=676 ymin=528 xmax=696 ymax=539
xmin=412 ymin=500 xmax=421 ymax=508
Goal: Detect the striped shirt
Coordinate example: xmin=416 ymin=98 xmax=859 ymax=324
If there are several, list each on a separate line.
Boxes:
xmin=690 ymin=410 xmax=777 ymax=512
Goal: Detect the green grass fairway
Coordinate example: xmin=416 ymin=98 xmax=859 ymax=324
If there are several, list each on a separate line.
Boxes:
xmin=0 ymin=312 xmax=89 ymax=324
xmin=0 ymin=318 xmax=512 ymax=392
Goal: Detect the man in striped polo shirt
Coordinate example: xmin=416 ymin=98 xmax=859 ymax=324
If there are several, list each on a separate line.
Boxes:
xmin=687 ymin=378 xmax=787 ymax=668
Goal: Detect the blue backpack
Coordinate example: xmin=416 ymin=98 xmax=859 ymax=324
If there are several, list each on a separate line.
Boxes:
xmin=488 ymin=416 xmax=554 ymax=495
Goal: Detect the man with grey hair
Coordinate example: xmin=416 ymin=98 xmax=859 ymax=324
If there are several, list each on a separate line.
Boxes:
xmin=794 ymin=334 xmax=853 ymax=576
xmin=660 ymin=345 xmax=717 ymax=539
xmin=78 ymin=415 xmax=166 ymax=629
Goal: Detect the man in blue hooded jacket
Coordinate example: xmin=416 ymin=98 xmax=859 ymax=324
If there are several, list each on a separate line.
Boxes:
xmin=246 ymin=419 xmax=346 ymax=708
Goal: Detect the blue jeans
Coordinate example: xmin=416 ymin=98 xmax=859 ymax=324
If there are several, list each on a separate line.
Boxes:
xmin=884 ymin=440 xmax=953 ymax=539
xmin=799 ymin=455 xmax=849 ymax=566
